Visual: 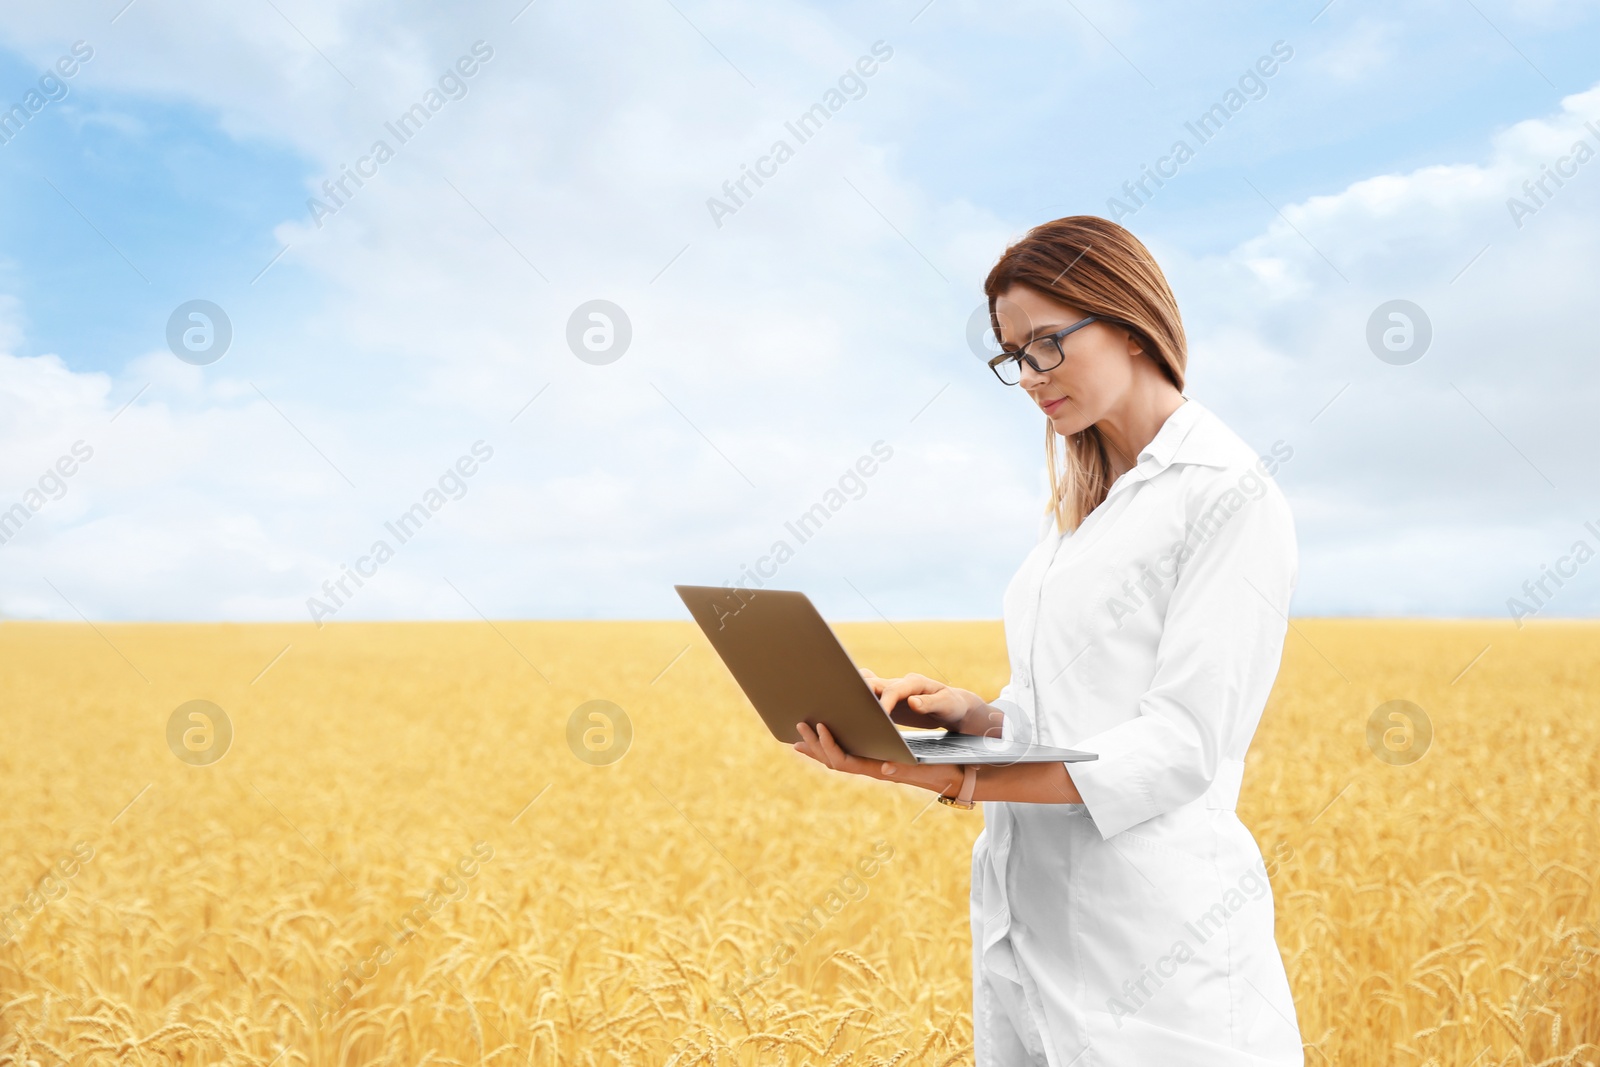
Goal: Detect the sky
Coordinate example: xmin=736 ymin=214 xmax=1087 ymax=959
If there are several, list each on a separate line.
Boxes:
xmin=0 ymin=0 xmax=1598 ymax=624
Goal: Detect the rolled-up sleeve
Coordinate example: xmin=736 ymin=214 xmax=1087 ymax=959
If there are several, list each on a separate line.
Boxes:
xmin=1068 ymin=472 xmax=1297 ymax=839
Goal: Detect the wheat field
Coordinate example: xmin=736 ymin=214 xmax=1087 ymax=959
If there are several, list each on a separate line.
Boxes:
xmin=1 ymin=618 xmax=1597 ymax=1066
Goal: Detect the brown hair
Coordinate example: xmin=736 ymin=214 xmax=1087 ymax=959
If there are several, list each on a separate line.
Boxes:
xmin=982 ymin=216 xmax=1187 ymax=535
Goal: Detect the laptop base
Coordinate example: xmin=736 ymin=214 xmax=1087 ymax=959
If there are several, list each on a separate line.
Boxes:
xmin=901 ymin=730 xmax=1097 ymax=765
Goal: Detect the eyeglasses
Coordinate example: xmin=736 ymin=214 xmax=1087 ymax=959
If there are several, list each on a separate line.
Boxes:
xmin=986 ymin=314 xmax=1101 ymax=386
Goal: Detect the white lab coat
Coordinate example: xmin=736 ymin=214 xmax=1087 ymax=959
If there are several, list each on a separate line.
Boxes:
xmin=971 ymin=397 xmax=1304 ymax=1066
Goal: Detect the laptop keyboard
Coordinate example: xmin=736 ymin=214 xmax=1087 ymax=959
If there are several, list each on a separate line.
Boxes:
xmin=904 ymin=733 xmax=1010 ymax=752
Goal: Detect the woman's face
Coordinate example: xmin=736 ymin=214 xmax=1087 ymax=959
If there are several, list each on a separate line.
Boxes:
xmin=992 ymin=284 xmax=1145 ymax=437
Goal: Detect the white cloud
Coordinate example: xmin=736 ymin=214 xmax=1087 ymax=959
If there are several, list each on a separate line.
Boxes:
xmin=1 ymin=1 xmax=1598 ymax=624
xmin=1162 ymin=80 xmax=1600 ymax=615
xmin=0 ymin=0 xmax=1044 ymax=622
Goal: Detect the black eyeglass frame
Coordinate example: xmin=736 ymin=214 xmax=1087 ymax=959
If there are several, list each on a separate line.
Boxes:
xmin=986 ymin=314 xmax=1102 ymax=386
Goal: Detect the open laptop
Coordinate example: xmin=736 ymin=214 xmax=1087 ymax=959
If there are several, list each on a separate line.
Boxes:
xmin=674 ymin=584 xmax=1097 ymax=766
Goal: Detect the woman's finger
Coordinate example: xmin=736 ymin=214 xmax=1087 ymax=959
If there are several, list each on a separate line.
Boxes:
xmin=816 ymin=723 xmax=875 ymax=776
xmin=815 ymin=722 xmax=845 ymax=764
xmin=803 ymin=722 xmax=861 ymax=775
xmin=878 ymin=674 xmax=945 ymax=714
xmin=796 ymin=721 xmax=894 ymax=782
xmin=794 ymin=722 xmax=923 ymax=788
xmin=794 ymin=723 xmax=825 ymax=763
xmin=817 ymin=723 xmax=856 ymax=771
xmin=797 ymin=722 xmax=842 ymax=770
xmin=906 ymin=688 xmax=968 ymax=723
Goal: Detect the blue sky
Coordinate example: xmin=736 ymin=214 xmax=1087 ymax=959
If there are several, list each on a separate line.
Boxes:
xmin=4 ymin=2 xmax=1594 ymax=374
xmin=1 ymin=0 xmax=1599 ymax=623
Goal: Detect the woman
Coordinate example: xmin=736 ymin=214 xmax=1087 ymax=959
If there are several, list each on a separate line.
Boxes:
xmin=793 ymin=215 xmax=1304 ymax=1065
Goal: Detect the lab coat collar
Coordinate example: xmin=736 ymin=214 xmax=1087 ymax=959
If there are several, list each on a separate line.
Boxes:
xmin=1090 ymin=397 xmax=1236 ymax=511
xmin=1047 ymin=397 xmax=1244 ymax=539
xmin=1133 ymin=396 xmax=1237 ymax=473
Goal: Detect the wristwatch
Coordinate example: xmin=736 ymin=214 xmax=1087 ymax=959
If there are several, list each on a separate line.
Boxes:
xmin=937 ymin=764 xmax=978 ymax=809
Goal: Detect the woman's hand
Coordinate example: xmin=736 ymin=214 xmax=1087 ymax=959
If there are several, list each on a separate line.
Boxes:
xmin=792 ymin=721 xmax=960 ymax=795
xmin=859 ymin=668 xmax=1001 ymax=736
xmin=795 ymin=720 xmax=1084 ymax=805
